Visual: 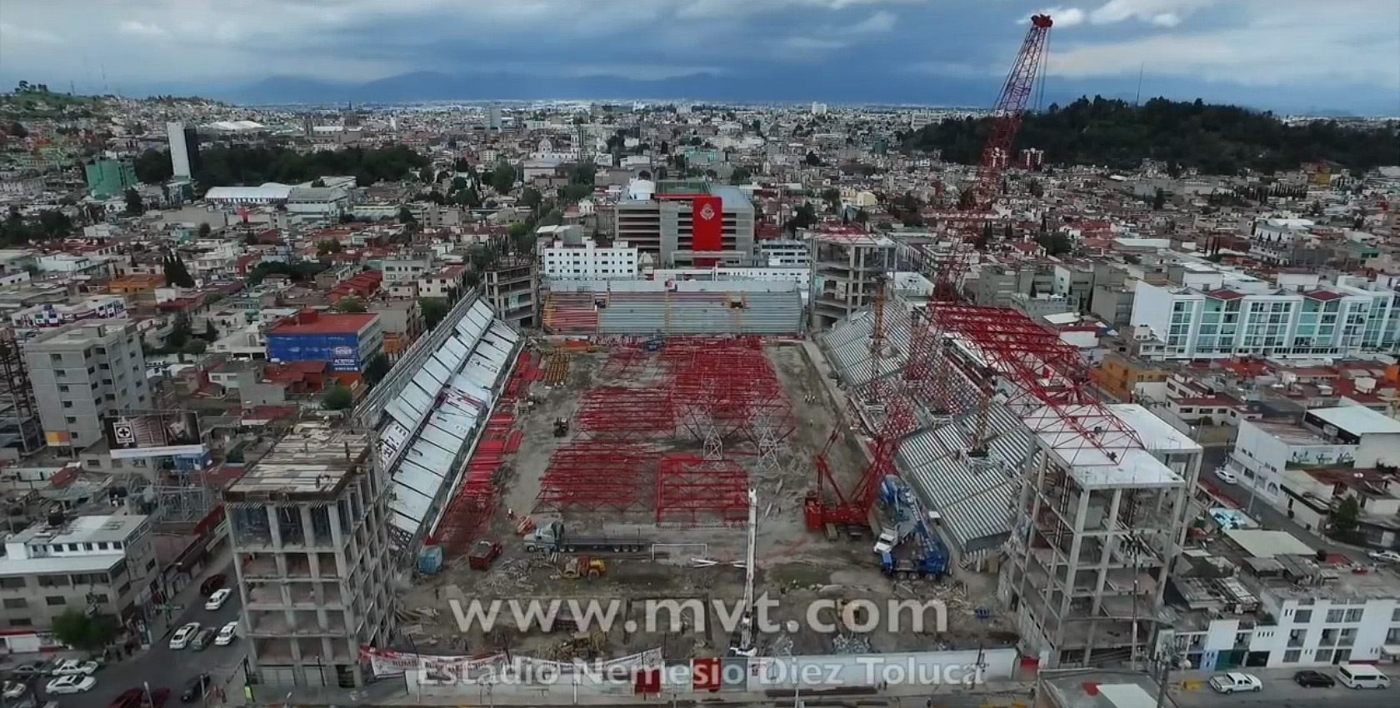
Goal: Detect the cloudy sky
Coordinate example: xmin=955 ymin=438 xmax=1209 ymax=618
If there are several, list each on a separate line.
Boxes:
xmin=1 ymin=0 xmax=1396 ymax=112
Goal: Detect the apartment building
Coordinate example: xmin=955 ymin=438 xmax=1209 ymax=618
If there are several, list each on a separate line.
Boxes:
xmin=1161 ymin=532 xmax=1400 ymax=670
xmin=540 ymin=238 xmax=639 ymax=281
xmin=1227 ymin=405 xmax=1400 ymax=508
xmin=0 ymin=514 xmax=158 ymax=635
xmin=22 ymin=320 xmax=151 ymax=450
xmin=1131 ymin=278 xmax=1400 ymax=360
xmin=225 ymin=424 xmax=395 ymax=689
xmin=483 ymin=257 xmax=537 ymax=329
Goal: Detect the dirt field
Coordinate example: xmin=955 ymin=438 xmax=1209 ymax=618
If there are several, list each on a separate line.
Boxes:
xmin=399 ymin=339 xmax=1016 ymax=661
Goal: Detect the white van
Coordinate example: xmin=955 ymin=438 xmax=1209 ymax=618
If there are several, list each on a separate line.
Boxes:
xmin=1337 ymin=664 xmax=1391 ymax=689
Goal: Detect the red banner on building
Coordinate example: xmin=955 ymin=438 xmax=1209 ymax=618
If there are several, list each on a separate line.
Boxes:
xmin=692 ymin=196 xmax=723 ymax=253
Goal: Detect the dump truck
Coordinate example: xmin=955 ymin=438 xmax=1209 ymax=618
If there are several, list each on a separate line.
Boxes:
xmin=467 ymin=539 xmax=502 ymax=571
xmin=523 ymin=520 xmax=648 ymax=553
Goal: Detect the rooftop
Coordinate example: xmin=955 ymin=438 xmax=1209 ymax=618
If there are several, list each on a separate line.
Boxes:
xmin=8 ymin=514 xmax=147 ymax=547
xmin=1308 ymin=405 xmax=1400 ymax=436
xmin=267 ymin=310 xmax=378 ymax=336
xmin=224 ymin=423 xmax=370 ymax=502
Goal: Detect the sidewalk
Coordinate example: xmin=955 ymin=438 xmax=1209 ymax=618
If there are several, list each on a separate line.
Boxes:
xmin=252 ymin=677 xmax=1040 ymax=707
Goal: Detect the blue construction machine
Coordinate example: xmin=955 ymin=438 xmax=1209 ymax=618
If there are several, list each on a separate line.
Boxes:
xmin=874 ymin=475 xmax=949 ymax=580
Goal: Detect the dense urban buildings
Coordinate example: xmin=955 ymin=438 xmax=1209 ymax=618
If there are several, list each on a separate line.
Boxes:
xmin=0 ymin=58 xmax=1397 ymax=708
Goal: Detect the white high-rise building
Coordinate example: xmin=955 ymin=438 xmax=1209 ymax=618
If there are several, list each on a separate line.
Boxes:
xmin=1130 ymin=276 xmax=1400 ymax=361
xmin=166 ymin=121 xmax=198 ymax=179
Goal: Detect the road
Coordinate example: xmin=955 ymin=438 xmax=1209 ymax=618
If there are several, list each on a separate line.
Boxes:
xmin=1170 ymin=670 xmax=1389 ymax=708
xmin=1196 ymin=446 xmax=1362 ymax=561
xmin=64 ymin=566 xmax=247 ymax=708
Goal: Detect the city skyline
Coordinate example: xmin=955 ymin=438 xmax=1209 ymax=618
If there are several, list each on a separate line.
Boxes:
xmin=0 ymin=1 xmax=1397 ymax=114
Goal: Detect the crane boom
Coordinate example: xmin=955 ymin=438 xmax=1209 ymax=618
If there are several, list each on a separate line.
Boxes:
xmin=808 ymin=14 xmax=1055 ymax=532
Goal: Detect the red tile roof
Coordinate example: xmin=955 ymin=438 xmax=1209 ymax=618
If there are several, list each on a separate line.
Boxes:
xmin=268 ymin=310 xmax=377 ymax=336
xmin=1303 ymin=289 xmax=1344 ymax=301
xmin=1206 ymin=289 xmax=1245 ymax=301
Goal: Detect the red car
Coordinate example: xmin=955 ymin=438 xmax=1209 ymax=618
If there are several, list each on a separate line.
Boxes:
xmin=111 ymin=687 xmax=170 ymax=708
xmin=198 ymin=574 xmax=227 ymax=597
xmin=467 ymin=540 xmax=502 ymax=571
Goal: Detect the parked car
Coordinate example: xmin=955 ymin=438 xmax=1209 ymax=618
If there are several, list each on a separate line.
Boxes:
xmin=169 ymin=622 xmax=200 ymax=650
xmin=198 ymin=574 xmax=227 ymax=597
xmin=204 ymin=588 xmax=231 ymax=611
xmin=180 ymin=675 xmax=211 ymax=703
xmin=190 ymin=628 xmax=216 ymax=651
xmin=1367 ymin=550 xmax=1400 ymax=564
xmin=10 ymin=661 xmax=49 ymax=678
xmin=1209 ymin=672 xmax=1262 ymax=694
xmin=214 ymin=621 xmax=237 ymax=646
xmin=1214 ymin=467 xmax=1238 ymax=485
xmin=45 ymin=675 xmax=96 ymax=695
xmin=109 ymin=687 xmax=146 ymax=708
xmin=51 ymin=659 xmax=100 ymax=677
xmin=3 ymin=681 xmax=28 ymax=699
xmin=1294 ymin=670 xmax=1335 ymax=688
xmin=1337 ymin=663 xmax=1391 ymax=689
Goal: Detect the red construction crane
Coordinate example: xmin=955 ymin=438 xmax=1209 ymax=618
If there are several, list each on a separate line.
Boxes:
xmin=806 ymin=15 xmax=1055 ymax=531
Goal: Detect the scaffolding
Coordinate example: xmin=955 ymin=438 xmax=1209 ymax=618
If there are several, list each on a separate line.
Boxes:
xmin=655 ymin=454 xmax=749 ymax=526
xmin=0 ymin=329 xmax=42 ymax=457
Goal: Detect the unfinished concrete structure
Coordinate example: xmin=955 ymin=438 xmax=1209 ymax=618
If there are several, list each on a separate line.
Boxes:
xmin=809 ymin=230 xmax=894 ymax=331
xmin=998 ymin=404 xmax=1203 ymax=668
xmin=483 ymin=256 xmax=538 ymax=329
xmin=225 ymin=423 xmax=395 ymax=689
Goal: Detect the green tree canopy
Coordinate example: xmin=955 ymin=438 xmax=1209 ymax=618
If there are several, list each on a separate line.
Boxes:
xmin=322 ymin=385 xmax=354 ymax=411
xmin=335 ymin=297 xmax=367 ymax=313
xmin=363 ymin=353 xmax=391 ymax=387
xmin=123 ymin=188 xmax=144 ymax=216
xmin=420 ymin=298 xmax=450 ymax=331
xmin=51 ymin=609 xmax=117 ymax=651
xmin=905 ymin=95 xmax=1400 ymax=174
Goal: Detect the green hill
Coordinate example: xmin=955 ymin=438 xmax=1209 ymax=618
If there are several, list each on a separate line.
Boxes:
xmin=903 ymin=96 xmax=1399 ymax=175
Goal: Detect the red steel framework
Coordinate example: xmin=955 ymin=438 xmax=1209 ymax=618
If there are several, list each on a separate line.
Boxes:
xmin=655 ymin=454 xmax=750 ymax=525
xmin=536 ymin=336 xmax=787 ymax=522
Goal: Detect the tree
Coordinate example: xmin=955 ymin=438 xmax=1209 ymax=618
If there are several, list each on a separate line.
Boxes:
xmin=820 ymin=188 xmax=842 ymax=212
xmin=336 ymin=297 xmax=367 ymax=313
xmin=1027 ymin=179 xmax=1044 ymax=198
xmin=420 ymin=298 xmax=450 ymax=331
xmin=730 ymin=166 xmax=752 ymax=184
xmin=363 ymin=353 xmax=391 ymax=386
xmin=51 ymin=610 xmax=117 ymax=651
xmin=397 ymin=206 xmax=416 ymax=224
xmin=520 ymin=187 xmax=543 ymax=210
xmin=1003 ymin=223 xmax=1014 ymax=242
xmin=311 ymin=178 xmax=326 ymax=188
xmin=322 ymin=385 xmax=354 ymax=411
xmin=1037 ymin=231 xmax=1073 ymax=257
xmin=123 ymin=188 xmax=144 ymax=216
xmin=1331 ymin=495 xmax=1361 ymax=542
xmin=181 ymin=339 xmax=207 ymax=356
xmin=488 ymin=162 xmax=516 ymax=193
xmin=167 ymin=312 xmax=192 ymax=349
xmin=317 ymin=239 xmax=343 ymax=256
xmin=204 ymin=321 xmax=219 ymax=341
xmin=162 ymin=252 xmax=196 ymax=288
xmin=804 ymin=151 xmax=823 ymax=167
xmin=784 ymin=203 xmax=818 ymax=234
xmin=133 ymin=148 xmax=172 ymax=184
xmin=957 ymin=187 xmax=976 ymax=210
xmin=197 ymin=222 xmax=211 ymax=238
xmin=976 ymin=223 xmax=993 ymax=251
xmin=1152 ymin=188 xmax=1167 ymax=211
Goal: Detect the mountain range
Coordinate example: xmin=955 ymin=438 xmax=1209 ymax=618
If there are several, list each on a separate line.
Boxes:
xmin=191 ymin=69 xmax=1394 ymax=116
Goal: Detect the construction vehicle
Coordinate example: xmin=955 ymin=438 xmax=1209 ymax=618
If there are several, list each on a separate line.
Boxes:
xmin=562 ymin=555 xmax=606 ymax=579
xmin=644 ymin=334 xmax=663 ymax=352
xmin=523 ymin=520 xmax=648 ymax=554
xmin=875 ymin=476 xmax=948 ymax=580
xmin=467 ymin=539 xmax=502 ymax=571
xmin=553 ymin=417 xmax=569 ymax=437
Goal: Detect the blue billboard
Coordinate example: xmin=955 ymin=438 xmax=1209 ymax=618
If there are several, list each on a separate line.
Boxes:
xmin=266 ymin=332 xmax=363 ymax=372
